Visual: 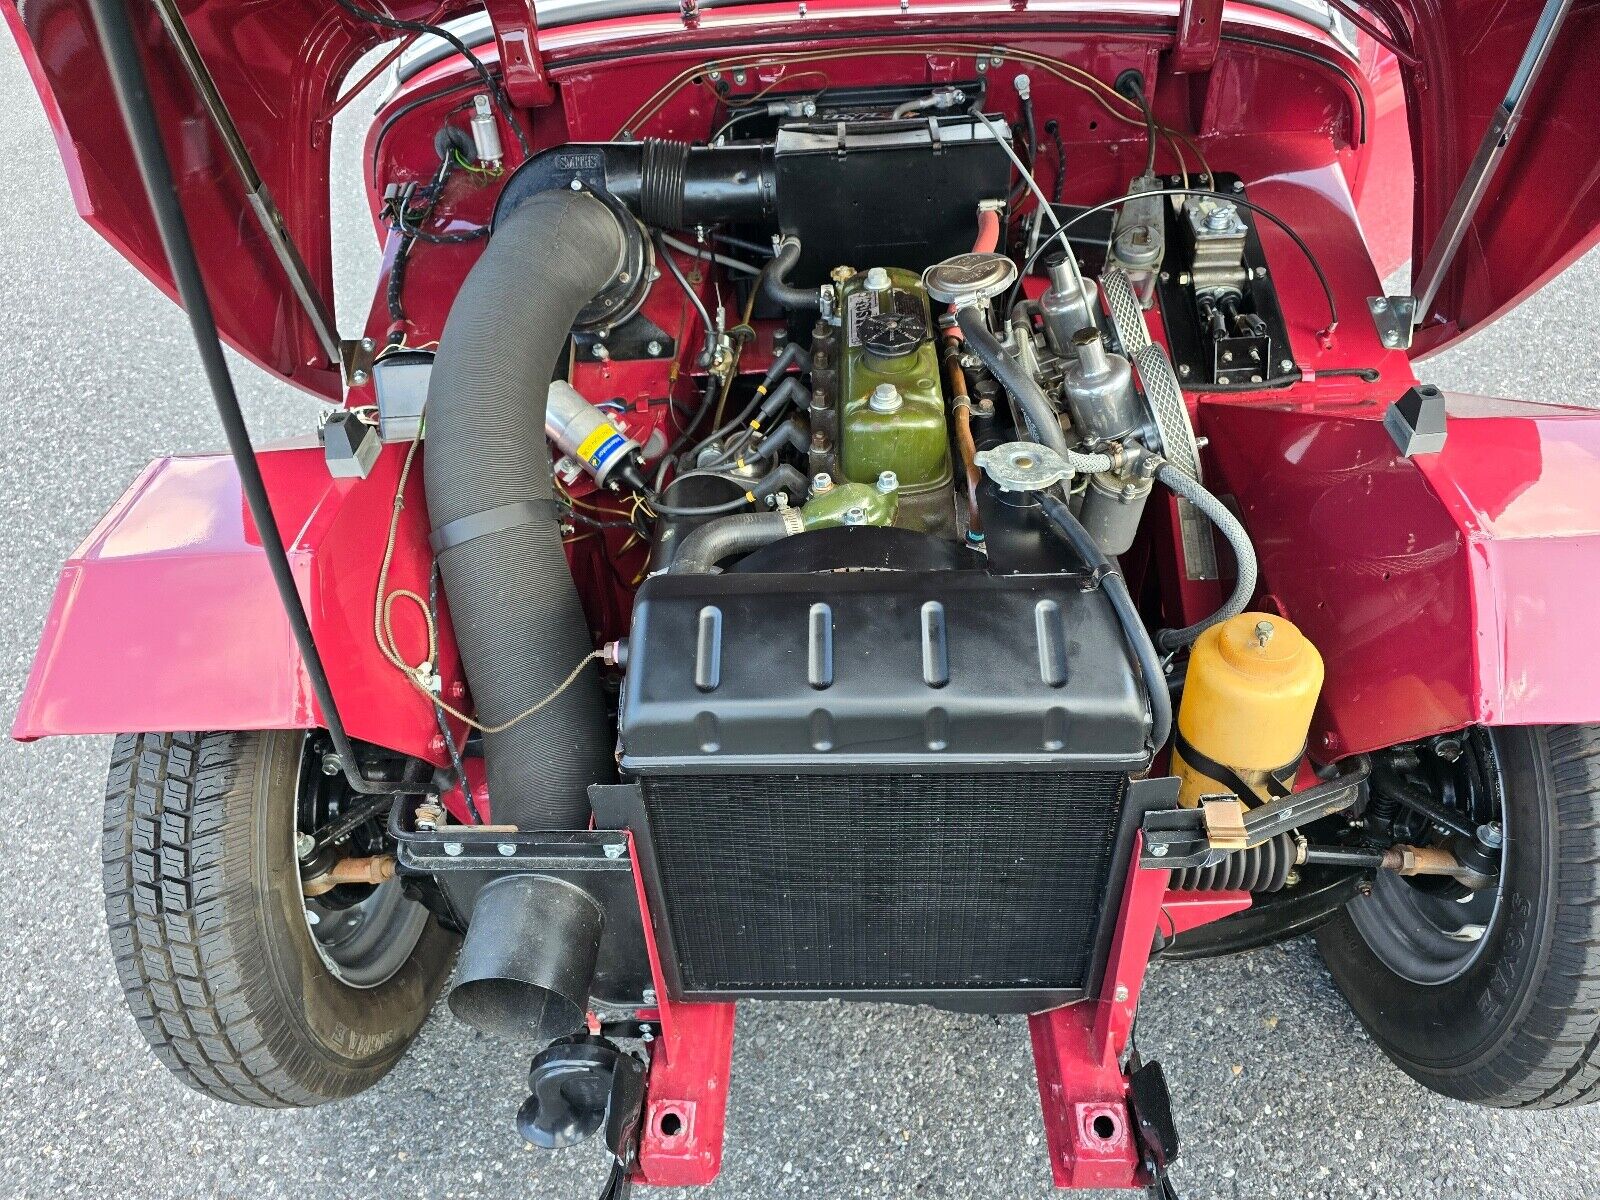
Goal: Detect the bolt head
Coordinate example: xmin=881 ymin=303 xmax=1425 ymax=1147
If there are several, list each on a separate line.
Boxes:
xmin=868 ymin=382 xmax=903 ymax=413
xmin=320 ymin=752 xmax=342 ymax=776
xmin=497 ymin=842 xmax=517 ymax=857
xmin=1373 ymin=297 xmax=1389 ymax=312
xmin=360 ymin=337 xmax=376 ymax=352
xmin=1280 ymin=359 xmax=1295 ymax=372
xmin=1149 ymin=843 xmax=1169 ymax=858
xmin=876 ymin=470 xmax=899 ymax=494
xmin=811 ymin=471 xmax=834 ymax=493
xmin=351 ymin=370 xmax=369 ymax=386
xmin=1382 ymin=330 xmax=1401 ymax=347
xmin=1113 ymin=984 xmax=1130 ymax=1003
xmin=603 ymin=842 xmax=626 ymax=859
xmin=647 ymin=340 xmax=664 ymax=356
xmin=569 ymin=178 xmax=583 ymax=191
xmin=842 ymin=505 xmax=867 ymax=526
xmin=295 ymin=832 xmax=314 ymax=860
xmin=442 ymin=841 xmax=464 ymax=857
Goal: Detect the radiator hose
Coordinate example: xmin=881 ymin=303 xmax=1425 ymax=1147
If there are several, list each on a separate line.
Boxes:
xmin=424 ymin=188 xmax=622 ymax=830
xmin=669 ymin=509 xmax=804 ymax=574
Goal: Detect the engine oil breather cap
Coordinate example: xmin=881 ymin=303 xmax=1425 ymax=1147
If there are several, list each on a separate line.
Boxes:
xmin=922 ymin=252 xmax=1018 ymax=307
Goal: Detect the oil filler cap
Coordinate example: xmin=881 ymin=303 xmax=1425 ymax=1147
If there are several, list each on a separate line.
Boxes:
xmin=922 ymin=252 xmax=1018 ymax=308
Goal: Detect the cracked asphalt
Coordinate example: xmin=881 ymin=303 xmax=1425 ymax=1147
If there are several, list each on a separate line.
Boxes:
xmin=3 ymin=37 xmax=1600 ymax=1200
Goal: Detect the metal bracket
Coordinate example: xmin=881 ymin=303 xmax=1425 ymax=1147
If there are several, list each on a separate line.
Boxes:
xmin=1171 ymin=0 xmax=1224 ymax=73
xmin=1141 ymin=757 xmax=1371 ymax=868
xmin=1367 ymin=294 xmax=1416 ymax=350
xmin=484 ymin=0 xmax=555 ymax=107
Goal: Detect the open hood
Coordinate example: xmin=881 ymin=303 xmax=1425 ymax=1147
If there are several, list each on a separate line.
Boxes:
xmin=6 ymin=0 xmax=1600 ymax=395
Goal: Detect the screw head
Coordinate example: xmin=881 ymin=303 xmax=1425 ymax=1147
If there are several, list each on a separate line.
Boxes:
xmin=442 ymin=841 xmax=464 ymax=857
xmin=1372 ymin=297 xmax=1389 ymax=312
xmin=569 ymin=178 xmax=583 ymax=191
xmin=497 ymin=842 xmax=517 ymax=857
xmin=603 ymin=842 xmax=626 ymax=859
xmin=1382 ymin=329 xmax=1402 ymax=347
xmin=1280 ymin=359 xmax=1295 ymax=372
xmin=1113 ymin=984 xmax=1130 ymax=1003
xmin=360 ymin=337 xmax=376 ymax=352
xmin=351 ymin=370 xmax=369 ymax=386
xmin=647 ymin=339 xmax=664 ymax=356
xmin=1177 ymin=364 xmax=1191 ymax=377
xmin=1149 ymin=843 xmax=1169 ymax=858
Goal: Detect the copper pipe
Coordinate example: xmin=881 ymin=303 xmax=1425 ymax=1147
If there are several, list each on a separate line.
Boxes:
xmin=943 ymin=335 xmax=982 ymax=536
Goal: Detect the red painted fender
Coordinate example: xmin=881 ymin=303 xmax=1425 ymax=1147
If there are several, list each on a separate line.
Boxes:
xmin=1203 ymin=395 xmax=1600 ymax=759
xmin=12 ymin=440 xmax=459 ymax=765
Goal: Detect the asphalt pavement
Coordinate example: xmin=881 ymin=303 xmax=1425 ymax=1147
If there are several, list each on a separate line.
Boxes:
xmin=3 ymin=39 xmax=1600 ymax=1200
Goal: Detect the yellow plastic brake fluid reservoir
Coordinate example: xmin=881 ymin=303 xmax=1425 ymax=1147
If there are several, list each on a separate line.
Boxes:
xmin=1172 ymin=612 xmax=1324 ymax=808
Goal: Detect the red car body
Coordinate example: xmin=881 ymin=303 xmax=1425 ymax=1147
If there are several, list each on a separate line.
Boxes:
xmin=8 ymin=0 xmax=1600 ymax=1188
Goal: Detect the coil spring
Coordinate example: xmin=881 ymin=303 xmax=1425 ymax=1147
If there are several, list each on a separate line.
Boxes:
xmin=1171 ymin=832 xmax=1297 ymax=892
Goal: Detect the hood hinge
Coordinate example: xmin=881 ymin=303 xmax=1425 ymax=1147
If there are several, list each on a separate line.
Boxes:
xmin=485 ymin=0 xmax=555 ymax=107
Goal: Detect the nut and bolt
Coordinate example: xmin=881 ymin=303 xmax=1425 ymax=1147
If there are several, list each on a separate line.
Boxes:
xmin=869 ymin=382 xmax=903 ymax=413
xmin=733 ymin=70 xmax=747 ymax=85
xmin=295 ymin=832 xmax=315 ymax=860
xmin=1280 ymin=359 xmax=1295 ymax=372
xmin=320 ymin=752 xmax=342 ymax=777
xmin=876 ymin=470 xmax=899 ymax=494
xmin=1478 ymin=821 xmax=1505 ymax=849
xmin=642 ymin=988 xmax=657 ymax=1005
xmin=442 ymin=841 xmax=464 ymax=857
xmin=646 ymin=339 xmax=664 ymax=357
xmin=1205 ymin=203 xmax=1236 ymax=231
xmin=497 ymin=843 xmax=517 ymax=857
xmin=811 ymin=471 xmax=834 ymax=493
xmin=842 ymin=505 xmax=868 ymax=526
xmin=593 ymin=343 xmax=611 ymax=360
xmin=603 ymin=842 xmax=627 ymax=859
xmin=1254 ymin=619 xmax=1276 ymax=647
xmin=1148 ymin=843 xmax=1169 ymax=858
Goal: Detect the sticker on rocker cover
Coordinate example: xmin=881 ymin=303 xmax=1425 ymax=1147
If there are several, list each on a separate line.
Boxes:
xmin=846 ymin=289 xmax=880 ymax=348
xmin=576 ymin=424 xmax=627 ymax=471
xmin=847 ymin=288 xmax=923 ymax=348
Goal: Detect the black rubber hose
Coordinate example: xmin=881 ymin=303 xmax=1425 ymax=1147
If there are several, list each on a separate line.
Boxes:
xmin=1037 ymin=492 xmax=1172 ymax=753
xmin=955 ymin=307 xmax=1069 ymax=456
xmin=669 ymin=511 xmax=798 ymax=573
xmin=763 ymin=237 xmax=821 ymax=310
xmin=424 ymin=189 xmax=622 ymax=830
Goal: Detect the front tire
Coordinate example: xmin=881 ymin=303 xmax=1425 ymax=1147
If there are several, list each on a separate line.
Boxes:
xmin=1318 ymin=725 xmax=1600 ymax=1108
xmin=101 ymin=731 xmax=456 ymax=1107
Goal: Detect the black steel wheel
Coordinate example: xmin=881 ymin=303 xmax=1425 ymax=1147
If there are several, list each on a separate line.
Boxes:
xmin=101 ymin=730 xmax=456 ymax=1107
xmin=1318 ymin=725 xmax=1600 ymax=1108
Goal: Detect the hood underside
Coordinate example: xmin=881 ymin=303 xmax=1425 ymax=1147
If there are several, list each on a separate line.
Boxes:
xmin=6 ymin=0 xmax=1599 ymax=395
